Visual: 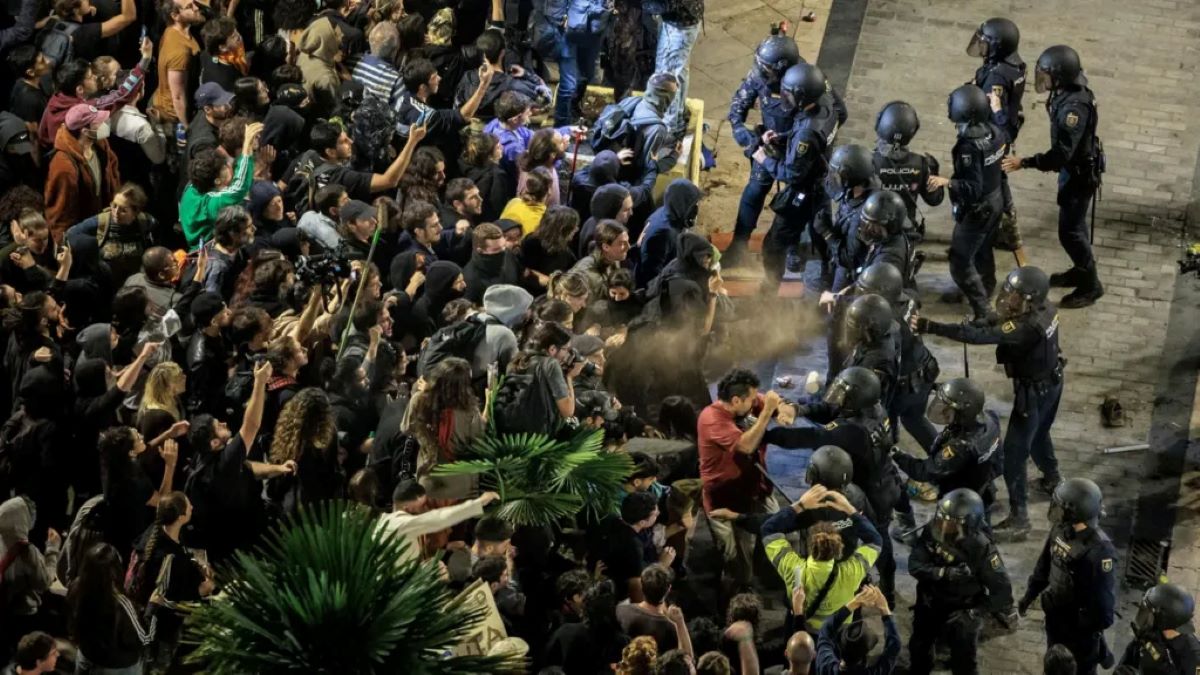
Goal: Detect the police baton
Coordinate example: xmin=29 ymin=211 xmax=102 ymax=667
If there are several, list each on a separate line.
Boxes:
xmin=961 ymin=315 xmax=972 ymax=379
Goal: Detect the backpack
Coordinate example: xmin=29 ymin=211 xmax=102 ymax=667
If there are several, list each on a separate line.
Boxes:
xmin=282 ymin=150 xmax=339 ymax=213
xmin=0 ymin=412 xmax=36 ymax=498
xmin=416 ymin=314 xmax=493 ymax=379
xmin=590 ymin=96 xmax=644 ymax=154
xmin=38 ymin=20 xmax=81 ymax=67
xmin=57 ymin=495 xmax=106 ymax=585
xmin=491 ymin=367 xmax=558 ymax=436
xmin=223 ymin=364 xmax=255 ymax=424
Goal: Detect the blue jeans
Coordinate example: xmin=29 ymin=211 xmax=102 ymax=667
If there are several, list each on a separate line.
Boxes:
xmin=554 ymin=33 xmax=602 ymax=126
xmin=734 ymin=160 xmax=773 ymax=240
xmin=655 ymin=20 xmax=701 ymax=131
xmin=1003 ymin=377 xmax=1062 ymax=512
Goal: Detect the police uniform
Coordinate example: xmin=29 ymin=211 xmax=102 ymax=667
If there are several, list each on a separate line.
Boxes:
xmin=873 ymin=143 xmax=944 ymax=238
xmin=974 ymin=54 xmax=1026 ymax=215
xmin=947 ymin=121 xmax=1007 ymax=317
xmin=1119 ymin=633 xmax=1200 ymax=675
xmin=1021 ymin=77 xmax=1101 ymax=280
xmin=894 ymin=411 xmax=1001 ymax=506
xmin=920 ymin=303 xmax=1063 ymax=519
xmin=908 ymin=528 xmax=1013 ymax=675
xmin=765 ymin=404 xmax=902 ymax=601
xmin=1022 ymin=523 xmax=1117 ymax=675
xmin=844 ymin=323 xmax=902 ymax=412
xmin=889 ymin=296 xmax=939 ymax=451
xmin=827 ymin=189 xmax=873 ymax=294
xmin=761 ymin=98 xmax=839 ymax=288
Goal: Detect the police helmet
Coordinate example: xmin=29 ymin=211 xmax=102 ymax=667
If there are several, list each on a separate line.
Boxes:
xmin=1049 ymin=477 xmax=1103 ymax=525
xmin=824 ymin=366 xmax=881 ymax=412
xmin=845 ymin=294 xmax=894 ymax=345
xmin=947 ymin=84 xmax=991 ymax=125
xmin=807 ymin=445 xmax=854 ymax=491
xmin=926 ymin=378 xmax=985 ymax=426
xmin=1035 ymin=45 xmax=1082 ymax=93
xmin=995 ymin=266 xmax=1049 ymax=318
xmin=828 ymin=144 xmax=876 ymax=196
xmin=858 ymin=190 xmax=908 ymax=244
xmin=932 ymin=488 xmax=986 ymax=544
xmin=1135 ymin=583 xmax=1195 ymax=636
xmin=966 ymin=18 xmax=1020 ymax=61
xmin=780 ymin=63 xmax=826 ymax=109
xmin=875 ymin=101 xmax=920 ymax=146
xmin=755 ymin=35 xmax=802 ymax=84
xmin=856 ymin=262 xmax=905 ymax=304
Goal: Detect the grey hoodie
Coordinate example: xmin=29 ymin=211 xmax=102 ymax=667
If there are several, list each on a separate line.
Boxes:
xmin=0 ymin=496 xmax=58 ymax=616
xmin=473 ymin=285 xmax=534 ymax=377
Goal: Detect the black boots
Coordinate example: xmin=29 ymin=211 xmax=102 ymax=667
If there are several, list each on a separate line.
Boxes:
xmin=1060 ymin=263 xmax=1104 ymax=308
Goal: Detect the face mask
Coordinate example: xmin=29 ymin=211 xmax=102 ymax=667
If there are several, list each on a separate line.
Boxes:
xmin=93 ymin=121 xmax=111 ymax=140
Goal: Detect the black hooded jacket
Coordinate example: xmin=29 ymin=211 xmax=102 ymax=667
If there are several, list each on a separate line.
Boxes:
xmin=570 ymin=150 xmax=621 ymax=224
xmin=463 ymin=249 xmax=524 ymax=304
xmin=637 ymin=179 xmax=702 ymax=288
xmin=576 ymin=183 xmax=632 ymax=259
xmin=409 ymin=261 xmax=464 ymax=341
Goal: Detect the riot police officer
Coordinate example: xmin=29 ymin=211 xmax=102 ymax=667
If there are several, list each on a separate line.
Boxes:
xmin=892 ymin=378 xmax=1001 ymax=507
xmin=1120 ymin=583 xmax=1200 ymax=674
xmin=967 ymin=17 xmax=1026 ymax=250
xmin=872 ymin=101 xmax=945 ymax=239
xmin=853 ymin=190 xmax=918 ymax=288
xmin=843 ymin=293 xmax=901 ymax=409
xmin=726 ymin=34 xmax=803 ymax=267
xmin=1003 ymin=45 xmax=1105 ymax=308
xmin=1019 ymin=478 xmax=1117 ymax=675
xmin=908 ymin=488 xmax=1015 ymax=675
xmin=857 ymin=262 xmax=939 ymax=454
xmin=766 ymin=366 xmax=902 ymax=602
xmin=914 ymin=266 xmax=1064 ymax=541
xmin=760 ymin=63 xmax=840 ymax=291
xmin=930 ymin=84 xmax=1007 ymax=323
xmin=821 ymin=144 xmax=878 ymax=301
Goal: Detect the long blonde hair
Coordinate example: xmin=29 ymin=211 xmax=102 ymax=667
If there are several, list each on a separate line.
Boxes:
xmin=270 ymin=387 xmax=336 ymax=464
xmin=139 ymin=362 xmax=184 ymax=420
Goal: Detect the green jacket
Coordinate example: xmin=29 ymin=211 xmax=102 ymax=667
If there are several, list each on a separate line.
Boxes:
xmin=762 ymin=510 xmax=882 ymax=632
xmin=179 ymin=154 xmax=255 ymax=249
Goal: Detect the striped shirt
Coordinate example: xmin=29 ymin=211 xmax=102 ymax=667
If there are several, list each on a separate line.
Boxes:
xmin=352 ymin=55 xmax=404 ymax=109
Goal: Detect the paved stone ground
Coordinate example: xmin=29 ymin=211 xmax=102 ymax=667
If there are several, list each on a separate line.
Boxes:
xmin=679 ymin=0 xmax=1200 ymax=671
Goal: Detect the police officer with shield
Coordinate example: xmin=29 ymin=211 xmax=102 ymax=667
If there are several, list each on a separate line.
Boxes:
xmin=1003 ymin=45 xmax=1105 ymax=308
xmin=908 ymin=488 xmax=1015 ymax=675
xmin=872 ymin=101 xmax=945 ymax=240
xmin=914 ymin=266 xmax=1063 ymax=541
xmin=1119 ymin=583 xmax=1200 ymax=675
xmin=759 ymin=63 xmax=839 ymax=291
xmin=967 ymin=18 xmax=1026 ymax=254
xmin=1019 ymin=478 xmax=1116 ymax=675
xmin=930 ymin=84 xmax=1007 ymax=324
xmin=892 ymin=378 xmax=1001 ymax=509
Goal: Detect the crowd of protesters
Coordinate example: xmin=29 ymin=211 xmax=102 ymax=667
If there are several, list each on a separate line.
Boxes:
xmin=0 ymin=0 xmax=1165 ymax=673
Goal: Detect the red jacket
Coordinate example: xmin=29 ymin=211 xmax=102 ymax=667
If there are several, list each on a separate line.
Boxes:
xmin=45 ymin=126 xmax=121 ymax=240
xmin=37 ymin=58 xmax=149 ymax=148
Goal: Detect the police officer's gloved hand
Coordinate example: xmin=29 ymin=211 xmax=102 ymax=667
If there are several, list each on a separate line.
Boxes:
xmin=941 ymin=563 xmax=972 ymax=582
xmin=1017 ymin=595 xmax=1034 ymax=616
xmin=997 ymin=608 xmax=1019 ymax=629
xmin=914 ymin=317 xmax=932 ymax=334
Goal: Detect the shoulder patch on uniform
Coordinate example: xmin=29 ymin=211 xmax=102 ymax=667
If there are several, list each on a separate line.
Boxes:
xmin=992 ymin=85 xmax=1004 ymax=99
xmin=1065 ymin=111 xmax=1080 ymax=128
xmin=941 ymin=445 xmax=956 ymax=460
xmin=1102 ymin=558 xmax=1113 ymax=572
xmin=823 ymin=421 xmax=838 ymax=430
xmin=990 ymin=554 xmax=1002 ymax=570
xmin=795 ymin=141 xmax=809 ymax=156
xmin=961 ymin=154 xmax=972 ymax=166
xmin=1001 ymin=321 xmax=1017 ymax=333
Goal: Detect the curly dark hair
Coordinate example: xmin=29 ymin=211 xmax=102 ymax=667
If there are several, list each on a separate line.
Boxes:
xmin=399 ymin=147 xmax=445 ymax=205
xmin=529 ymin=205 xmax=578 ymax=255
xmin=409 ymin=357 xmax=478 ymax=450
xmin=518 ymin=128 xmax=561 ymax=172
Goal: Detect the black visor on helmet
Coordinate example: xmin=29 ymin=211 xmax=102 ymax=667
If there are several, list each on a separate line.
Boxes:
xmin=932 ymin=512 xmax=961 ymax=544
xmin=1034 ymin=68 xmax=1054 ymax=93
xmin=927 ymin=391 xmax=955 ymax=426
xmin=823 ymin=378 xmax=850 ymax=408
xmin=966 ymin=30 xmax=989 ymax=58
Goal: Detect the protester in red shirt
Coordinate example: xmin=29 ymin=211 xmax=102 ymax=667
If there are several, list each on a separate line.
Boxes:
xmin=697 ymin=368 xmax=785 ymax=588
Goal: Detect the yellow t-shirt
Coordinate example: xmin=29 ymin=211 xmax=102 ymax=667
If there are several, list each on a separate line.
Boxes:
xmin=153 ymin=26 xmax=199 ymax=123
xmin=499 ymin=198 xmax=547 ymax=236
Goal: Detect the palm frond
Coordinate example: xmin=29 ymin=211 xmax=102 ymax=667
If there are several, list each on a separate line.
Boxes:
xmin=496 ymin=492 xmax=585 ymax=527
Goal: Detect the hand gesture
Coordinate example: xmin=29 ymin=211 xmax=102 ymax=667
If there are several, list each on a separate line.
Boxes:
xmin=480 ymin=491 xmax=501 ymax=505
xmin=825 ymin=490 xmax=856 ymax=514
xmin=255 ymin=142 xmax=277 ymax=167
xmin=666 ymin=605 xmax=685 ymax=625
xmin=847 ymin=585 xmax=874 ymax=611
xmin=241 ymin=122 xmax=264 ymax=155
xmin=406 ymin=270 xmax=426 ymax=296
xmin=162 ymin=438 xmax=179 ymax=465
xmin=478 ymin=64 xmax=495 ymax=86
xmin=56 ymin=242 xmax=72 ymax=270
xmin=455 ymin=218 xmax=470 ymax=235
xmin=139 ymin=341 xmax=162 ymax=360
xmin=140 ymin=37 xmax=154 ymax=60
xmin=9 ymin=248 xmax=35 ymax=270
xmin=194 ymin=245 xmax=209 ymax=281
xmin=724 ymin=620 xmax=754 ymax=642
xmin=795 ymin=484 xmax=829 ymax=512
xmin=658 ymin=546 xmax=677 ymax=567
xmin=253 ymin=359 xmax=273 ymax=384
xmin=791 ymin=584 xmax=807 ymax=616
xmin=46 ymin=528 xmax=61 ymax=548
xmin=617 ymin=148 xmax=635 ymax=165
xmin=280 ymin=459 xmax=298 ymax=475
xmin=708 ymin=508 xmax=740 ymax=521
xmin=32 ymin=347 xmax=52 ymax=363
xmin=818 ymin=290 xmax=837 ymax=314
xmin=168 ymin=420 xmax=190 ymax=438
xmin=408 ymin=122 xmax=428 ymax=145
xmin=763 ymin=390 xmax=783 ymax=414
xmin=368 ymin=324 xmax=384 ymax=346
xmin=1001 ymin=155 xmax=1023 ymax=173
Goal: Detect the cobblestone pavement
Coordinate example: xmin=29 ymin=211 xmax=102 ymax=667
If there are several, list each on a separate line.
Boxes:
xmin=682 ymin=0 xmax=1200 ymax=670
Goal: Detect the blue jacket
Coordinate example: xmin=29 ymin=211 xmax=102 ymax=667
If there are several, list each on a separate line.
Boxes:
xmin=815 ymin=606 xmax=900 ymax=675
xmin=637 ymin=179 xmax=702 ymax=288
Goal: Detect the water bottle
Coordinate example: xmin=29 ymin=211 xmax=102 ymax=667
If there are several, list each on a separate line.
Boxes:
xmin=175 ymin=123 xmax=187 ymax=148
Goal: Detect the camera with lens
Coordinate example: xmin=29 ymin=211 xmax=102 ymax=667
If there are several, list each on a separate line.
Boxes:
xmin=295 ymin=254 xmax=353 ymax=285
xmin=563 ymin=348 xmax=598 ymax=377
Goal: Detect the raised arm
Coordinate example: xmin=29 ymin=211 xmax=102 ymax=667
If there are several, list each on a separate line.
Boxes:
xmin=100 ymin=0 xmax=137 ymax=38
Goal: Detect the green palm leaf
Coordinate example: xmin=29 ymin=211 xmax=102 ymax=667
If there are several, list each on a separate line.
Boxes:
xmin=185 ymin=501 xmax=519 ymax=674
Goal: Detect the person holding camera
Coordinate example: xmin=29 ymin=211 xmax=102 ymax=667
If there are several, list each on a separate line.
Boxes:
xmin=492 ymin=321 xmax=583 ymax=435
